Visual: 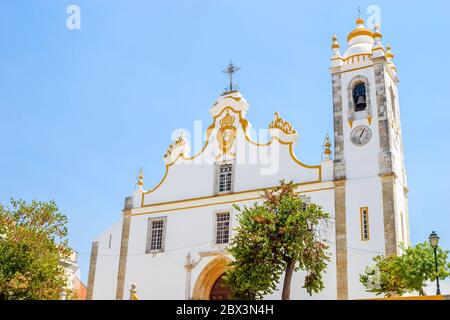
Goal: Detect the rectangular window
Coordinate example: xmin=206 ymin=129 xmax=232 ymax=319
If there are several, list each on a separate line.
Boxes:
xmin=215 ymin=212 xmax=230 ymax=245
xmin=146 ymin=218 xmax=166 ymax=253
xmin=108 ymin=234 xmax=112 ymax=249
xmin=216 ymin=162 xmax=233 ymax=194
xmin=360 ymin=207 xmax=370 ymax=241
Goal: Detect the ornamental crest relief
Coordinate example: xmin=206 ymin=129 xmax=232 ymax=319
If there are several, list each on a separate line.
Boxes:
xmin=216 ymin=111 xmax=237 ymax=157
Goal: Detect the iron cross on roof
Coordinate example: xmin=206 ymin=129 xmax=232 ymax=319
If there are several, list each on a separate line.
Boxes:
xmin=222 ymin=61 xmax=240 ymax=92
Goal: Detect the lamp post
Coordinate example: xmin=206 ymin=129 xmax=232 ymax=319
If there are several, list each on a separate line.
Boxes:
xmin=428 ymin=231 xmax=441 ymax=295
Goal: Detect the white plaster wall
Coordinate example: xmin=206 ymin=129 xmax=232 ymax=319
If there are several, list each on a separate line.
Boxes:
xmin=122 ymin=187 xmax=337 ymax=300
xmin=395 ymin=180 xmax=408 ymax=246
xmin=234 ymin=137 xmax=321 ymax=191
xmin=125 ymin=201 xmax=239 ymax=299
xmin=345 ymin=177 xmax=385 ymax=299
xmin=92 ymin=221 xmax=122 ymax=300
xmin=340 ymin=66 xmax=387 ymax=299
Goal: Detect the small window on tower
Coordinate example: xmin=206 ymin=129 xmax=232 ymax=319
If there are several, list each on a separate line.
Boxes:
xmin=215 ymin=162 xmax=234 ymax=194
xmin=353 ymin=83 xmax=367 ymax=112
xmin=360 ymin=207 xmax=370 ymax=241
xmin=108 ymin=234 xmax=112 ymax=249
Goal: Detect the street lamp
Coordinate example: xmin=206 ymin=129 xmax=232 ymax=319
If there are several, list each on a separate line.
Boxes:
xmin=428 ymin=231 xmax=441 ymax=295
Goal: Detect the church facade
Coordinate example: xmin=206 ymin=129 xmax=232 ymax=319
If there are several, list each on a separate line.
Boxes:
xmin=87 ymin=17 xmax=410 ymax=300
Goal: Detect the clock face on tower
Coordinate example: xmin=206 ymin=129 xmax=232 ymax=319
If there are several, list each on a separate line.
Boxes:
xmin=350 ymin=125 xmax=372 ymax=146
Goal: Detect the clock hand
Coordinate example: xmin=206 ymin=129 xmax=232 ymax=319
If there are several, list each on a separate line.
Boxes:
xmin=359 ymin=129 xmax=365 ymax=138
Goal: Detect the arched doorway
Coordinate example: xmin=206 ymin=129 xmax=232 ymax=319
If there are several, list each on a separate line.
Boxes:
xmin=192 ymin=255 xmax=232 ymax=300
xmin=209 ymin=274 xmax=233 ymax=300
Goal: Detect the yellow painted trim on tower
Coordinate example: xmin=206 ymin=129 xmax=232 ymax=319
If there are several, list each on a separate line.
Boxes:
xmin=343 ymin=53 xmax=372 ymax=62
xmin=347 ymin=29 xmax=374 ymax=42
xmin=360 ymin=207 xmax=370 ymax=241
xmin=332 ymin=63 xmax=398 ymax=84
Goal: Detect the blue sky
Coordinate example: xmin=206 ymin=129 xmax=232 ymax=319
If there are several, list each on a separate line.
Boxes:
xmin=1 ymin=0 xmax=449 ymax=291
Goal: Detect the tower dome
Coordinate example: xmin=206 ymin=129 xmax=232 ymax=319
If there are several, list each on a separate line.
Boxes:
xmin=343 ymin=18 xmax=374 ymax=59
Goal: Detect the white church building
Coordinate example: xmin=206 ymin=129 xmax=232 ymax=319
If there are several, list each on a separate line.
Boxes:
xmin=87 ymin=17 xmax=410 ymax=300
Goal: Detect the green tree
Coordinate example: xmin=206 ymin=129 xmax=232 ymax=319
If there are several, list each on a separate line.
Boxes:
xmin=224 ymin=180 xmax=330 ymax=300
xmin=0 ymin=199 xmax=71 ymax=300
xmin=360 ymin=242 xmax=450 ymax=297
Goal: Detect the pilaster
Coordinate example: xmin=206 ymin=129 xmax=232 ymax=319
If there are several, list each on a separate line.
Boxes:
xmin=116 ymin=198 xmax=133 ymax=300
xmin=86 ymin=241 xmax=99 ymax=300
xmin=332 ymin=73 xmax=346 ymax=180
xmin=380 ymin=173 xmax=399 ymax=255
xmin=334 ymin=179 xmax=348 ymax=300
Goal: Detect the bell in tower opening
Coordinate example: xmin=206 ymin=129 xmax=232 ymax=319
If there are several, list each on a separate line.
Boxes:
xmin=352 ymin=83 xmax=367 ymax=111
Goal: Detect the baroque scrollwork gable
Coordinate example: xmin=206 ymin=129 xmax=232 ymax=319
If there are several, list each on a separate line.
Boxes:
xmin=269 ymin=112 xmax=296 ymax=134
xmin=163 ymin=132 xmax=189 ymax=165
xmin=268 ymin=112 xmax=298 ymax=143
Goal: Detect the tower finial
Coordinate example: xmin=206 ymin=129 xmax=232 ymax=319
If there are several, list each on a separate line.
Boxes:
xmin=137 ymin=167 xmax=144 ymax=188
xmin=373 ymin=24 xmax=382 ymax=45
xmin=356 ymin=7 xmax=365 ymax=26
xmin=385 ymin=44 xmax=394 ymax=59
xmin=331 ymin=34 xmax=340 ymax=50
xmin=323 ymin=134 xmax=332 ymax=161
xmin=222 ymin=61 xmax=241 ymax=93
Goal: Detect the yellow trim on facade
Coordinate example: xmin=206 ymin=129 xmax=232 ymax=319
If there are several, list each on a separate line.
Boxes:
xmin=141 ymin=181 xmax=329 ymax=208
xmin=132 ymin=186 xmax=335 ymax=216
xmin=360 ymin=207 xmax=370 ymax=241
xmin=135 ymin=196 xmax=261 ymax=216
xmin=141 ymin=105 xmax=322 ymax=206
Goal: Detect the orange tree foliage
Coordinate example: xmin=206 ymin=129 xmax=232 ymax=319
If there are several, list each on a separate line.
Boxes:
xmin=360 ymin=242 xmax=450 ymax=297
xmin=224 ymin=180 xmax=330 ymax=300
xmin=0 ymin=199 xmax=71 ymax=300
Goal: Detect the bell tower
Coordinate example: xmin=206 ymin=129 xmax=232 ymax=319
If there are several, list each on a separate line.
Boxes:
xmin=330 ymin=18 xmax=410 ymax=299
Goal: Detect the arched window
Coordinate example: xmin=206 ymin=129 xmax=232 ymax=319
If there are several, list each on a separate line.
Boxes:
xmin=352 ymin=83 xmax=367 ymax=112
